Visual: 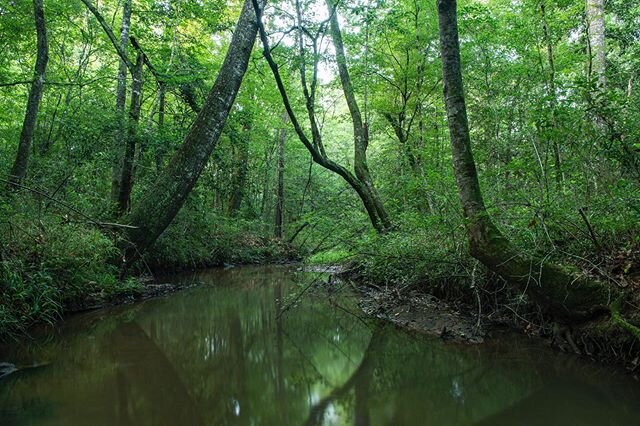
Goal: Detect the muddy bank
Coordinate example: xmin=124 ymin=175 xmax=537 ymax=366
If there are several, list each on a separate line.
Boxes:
xmin=357 ymin=285 xmax=486 ymax=343
xmin=346 ymin=275 xmax=640 ymax=378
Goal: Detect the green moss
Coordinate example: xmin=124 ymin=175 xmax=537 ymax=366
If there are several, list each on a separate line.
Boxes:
xmin=610 ymin=297 xmax=640 ymax=341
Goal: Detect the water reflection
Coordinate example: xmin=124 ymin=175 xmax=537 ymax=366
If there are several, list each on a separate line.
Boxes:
xmin=1 ymin=265 xmax=639 ymax=425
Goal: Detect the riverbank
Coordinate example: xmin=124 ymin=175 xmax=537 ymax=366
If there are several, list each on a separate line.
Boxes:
xmin=338 ymin=259 xmax=640 ymax=377
xmin=0 ymin=206 xmax=299 ymax=340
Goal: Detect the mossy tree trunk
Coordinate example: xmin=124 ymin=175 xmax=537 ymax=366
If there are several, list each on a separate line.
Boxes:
xmin=121 ymin=0 xmax=262 ymax=265
xmin=8 ymin=0 xmax=48 ymax=188
xmin=436 ymin=0 xmax=617 ymax=323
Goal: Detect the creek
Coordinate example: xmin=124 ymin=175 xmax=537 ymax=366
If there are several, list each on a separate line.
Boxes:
xmin=1 ymin=265 xmax=639 ymax=425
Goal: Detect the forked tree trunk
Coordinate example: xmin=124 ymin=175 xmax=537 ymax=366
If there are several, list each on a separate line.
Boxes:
xmin=121 ymin=0 xmax=262 ymax=265
xmin=254 ymin=0 xmax=391 ymax=233
xmin=436 ymin=0 xmax=616 ymax=322
xmin=326 ymin=0 xmax=391 ymax=231
xmin=8 ymin=0 xmax=48 ymax=188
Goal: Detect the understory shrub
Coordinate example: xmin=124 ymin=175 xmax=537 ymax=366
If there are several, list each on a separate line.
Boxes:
xmin=145 ymin=207 xmax=299 ymax=272
xmin=0 ymin=203 xmax=138 ymax=339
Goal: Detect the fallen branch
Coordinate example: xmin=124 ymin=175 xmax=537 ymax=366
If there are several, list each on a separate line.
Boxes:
xmin=578 ymin=207 xmax=601 ymax=251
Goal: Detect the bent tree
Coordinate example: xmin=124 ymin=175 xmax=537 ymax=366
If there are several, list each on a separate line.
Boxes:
xmin=8 ymin=0 xmax=48 ymax=187
xmin=253 ymin=0 xmax=391 ymax=233
xmin=121 ymin=0 xmax=262 ymax=264
xmin=436 ymin=0 xmax=618 ymax=322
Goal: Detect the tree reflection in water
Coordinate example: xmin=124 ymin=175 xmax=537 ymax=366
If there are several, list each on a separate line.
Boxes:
xmin=1 ymin=265 xmax=640 ymax=425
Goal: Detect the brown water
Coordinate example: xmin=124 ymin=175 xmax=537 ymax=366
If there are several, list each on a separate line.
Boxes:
xmin=1 ymin=265 xmax=640 ymax=425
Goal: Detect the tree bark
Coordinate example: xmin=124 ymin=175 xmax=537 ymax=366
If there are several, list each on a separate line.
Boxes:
xmin=121 ymin=0 xmax=262 ymax=265
xmin=586 ymin=0 xmax=606 ymax=90
xmin=436 ymin=0 xmax=617 ymax=322
xmin=326 ymin=0 xmax=391 ymax=231
xmin=8 ymin=0 xmax=48 ymax=188
xmin=111 ymin=0 xmax=132 ymax=206
xmin=117 ymin=51 xmax=144 ymax=214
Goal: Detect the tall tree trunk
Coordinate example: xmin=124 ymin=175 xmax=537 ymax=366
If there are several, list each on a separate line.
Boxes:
xmin=121 ymin=0 xmax=262 ymax=266
xmin=586 ymin=0 xmax=606 ymax=91
xmin=111 ymin=0 xmax=132 ymax=205
xmin=117 ymin=51 xmax=144 ymax=214
xmin=274 ymin=116 xmax=287 ymax=239
xmin=326 ymin=0 xmax=391 ymax=231
xmin=539 ymin=2 xmax=563 ymax=186
xmin=436 ymin=0 xmax=616 ymax=322
xmin=8 ymin=0 xmax=48 ymax=188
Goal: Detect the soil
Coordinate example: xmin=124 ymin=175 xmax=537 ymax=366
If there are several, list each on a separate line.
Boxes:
xmin=357 ymin=285 xmax=486 ymax=343
xmin=342 ymin=271 xmax=640 ymax=377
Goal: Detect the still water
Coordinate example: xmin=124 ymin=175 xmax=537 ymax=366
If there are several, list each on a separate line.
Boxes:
xmin=1 ymin=265 xmax=640 ymax=425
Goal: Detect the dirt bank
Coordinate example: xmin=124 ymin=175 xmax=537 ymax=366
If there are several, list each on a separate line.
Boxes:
xmin=350 ymin=280 xmax=640 ymax=378
xmin=357 ymin=285 xmax=486 ymax=343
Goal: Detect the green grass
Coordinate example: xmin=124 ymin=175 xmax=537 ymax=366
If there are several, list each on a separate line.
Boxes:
xmin=305 ymin=249 xmax=352 ymax=265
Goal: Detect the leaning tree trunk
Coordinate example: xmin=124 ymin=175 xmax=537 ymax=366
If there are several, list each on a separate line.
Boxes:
xmin=254 ymin=0 xmax=391 ymax=233
xmin=111 ymin=0 xmax=132 ymax=206
xmin=8 ymin=0 xmax=48 ymax=188
xmin=436 ymin=0 xmax=617 ymax=322
xmin=121 ymin=0 xmax=262 ymax=266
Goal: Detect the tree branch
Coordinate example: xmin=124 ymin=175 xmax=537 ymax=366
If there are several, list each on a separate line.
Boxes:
xmin=80 ymin=0 xmax=135 ymax=73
